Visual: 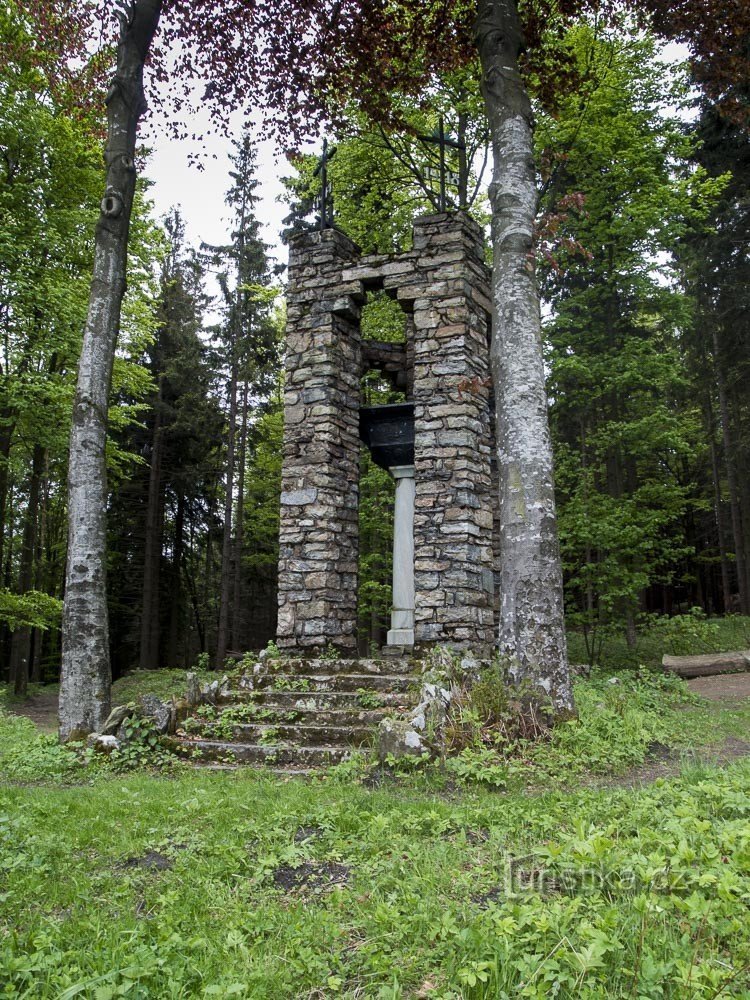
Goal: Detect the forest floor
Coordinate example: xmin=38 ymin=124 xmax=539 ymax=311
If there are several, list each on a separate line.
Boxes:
xmin=1 ymin=662 xmax=749 ymax=998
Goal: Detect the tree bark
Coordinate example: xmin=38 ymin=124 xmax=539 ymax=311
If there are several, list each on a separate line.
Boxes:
xmin=9 ymin=444 xmax=44 ymax=697
xmin=704 ymin=392 xmax=732 ymax=611
xmin=231 ymin=382 xmax=249 ymax=650
xmin=167 ymin=488 xmax=185 ymax=666
xmin=215 ymin=355 xmax=238 ymax=667
xmin=475 ymin=0 xmax=574 ymax=715
xmin=712 ymin=328 xmax=749 ymax=614
xmin=30 ymin=451 xmax=49 ymax=684
xmin=59 ymin=0 xmax=163 ymax=741
xmin=139 ymin=376 xmax=165 ymax=671
xmin=0 ymin=421 xmax=14 ymax=581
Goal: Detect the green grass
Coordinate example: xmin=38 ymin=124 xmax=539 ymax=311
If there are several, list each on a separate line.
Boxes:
xmin=0 ymin=667 xmax=749 ymax=998
xmin=567 ymin=614 xmax=750 ymax=672
xmin=111 ymin=668 xmax=214 ymax=705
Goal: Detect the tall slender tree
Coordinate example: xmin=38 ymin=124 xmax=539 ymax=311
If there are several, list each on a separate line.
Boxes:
xmin=59 ymin=1 xmax=162 ymax=739
xmin=206 ymin=134 xmax=278 ymax=667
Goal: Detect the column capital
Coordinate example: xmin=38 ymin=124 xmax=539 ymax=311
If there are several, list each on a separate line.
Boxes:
xmin=389 ymin=464 xmax=415 ymax=481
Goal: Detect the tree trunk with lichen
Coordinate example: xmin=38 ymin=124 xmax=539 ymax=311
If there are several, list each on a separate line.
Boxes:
xmin=59 ymin=0 xmax=163 ymax=741
xmin=475 ymin=0 xmax=574 ymax=716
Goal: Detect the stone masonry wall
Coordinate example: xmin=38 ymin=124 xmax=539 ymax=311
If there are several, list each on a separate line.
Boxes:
xmin=278 ymin=213 xmax=496 ymax=653
xmin=277 ymin=229 xmax=362 ymax=651
xmin=409 ymin=214 xmax=495 ymax=650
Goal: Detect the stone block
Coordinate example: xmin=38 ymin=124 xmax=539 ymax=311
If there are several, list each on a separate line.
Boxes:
xmin=281 ymin=489 xmax=318 ymax=506
xmin=377 ymin=718 xmax=424 ymax=761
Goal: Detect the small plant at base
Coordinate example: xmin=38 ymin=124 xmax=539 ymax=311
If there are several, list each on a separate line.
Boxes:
xmin=657 ymin=608 xmax=721 ymax=656
xmin=357 ymin=688 xmax=383 ymax=710
xmin=273 ymin=676 xmax=310 ymax=692
xmin=264 ymin=640 xmax=282 ymax=661
xmin=194 ymin=652 xmax=210 ymax=672
xmin=258 ymin=725 xmax=281 ymax=746
xmin=444 ymin=746 xmax=508 ymax=789
xmin=111 ymin=716 xmax=181 ymax=772
xmin=319 ymin=643 xmax=341 ymax=662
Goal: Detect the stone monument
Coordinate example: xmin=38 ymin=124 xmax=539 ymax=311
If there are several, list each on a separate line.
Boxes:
xmin=277 ymin=212 xmax=498 ymax=654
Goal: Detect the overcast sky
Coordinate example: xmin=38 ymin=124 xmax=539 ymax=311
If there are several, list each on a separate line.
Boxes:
xmin=145 ymin=107 xmax=298 ymax=274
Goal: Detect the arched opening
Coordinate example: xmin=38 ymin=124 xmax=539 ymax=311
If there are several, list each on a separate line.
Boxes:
xmin=357 ymin=292 xmax=411 ymax=653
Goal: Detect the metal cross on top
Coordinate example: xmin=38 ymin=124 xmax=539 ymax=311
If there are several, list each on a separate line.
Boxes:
xmin=313 ymin=138 xmax=336 ymax=230
xmin=417 ymin=116 xmax=466 ymax=213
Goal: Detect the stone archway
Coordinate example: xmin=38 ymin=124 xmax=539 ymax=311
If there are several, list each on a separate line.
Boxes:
xmin=277 ymin=212 xmax=498 ymax=654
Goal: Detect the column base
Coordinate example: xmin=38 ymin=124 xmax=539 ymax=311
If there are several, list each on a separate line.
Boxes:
xmin=386 ymin=628 xmax=415 ymax=647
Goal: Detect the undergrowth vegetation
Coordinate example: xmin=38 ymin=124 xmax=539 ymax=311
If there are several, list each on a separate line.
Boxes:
xmin=0 ymin=753 xmax=748 ymax=997
xmin=567 ymin=612 xmax=750 ymax=671
xmin=1 ymin=652 xmax=749 ymax=996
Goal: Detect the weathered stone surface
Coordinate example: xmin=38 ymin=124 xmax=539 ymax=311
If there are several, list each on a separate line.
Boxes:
xmin=87 ymin=733 xmax=120 ymax=754
xmin=281 ymin=489 xmax=318 ymax=506
xmin=138 ymin=694 xmax=174 ymax=735
xmin=409 ymin=683 xmax=452 ymax=733
xmin=186 ymin=671 xmax=201 ymax=707
xmin=101 ymin=704 xmax=134 ymax=736
xmin=377 ymin=718 xmax=424 ymax=761
xmin=278 ymin=213 xmax=498 ymax=653
xmin=277 ymin=228 xmax=362 ymax=651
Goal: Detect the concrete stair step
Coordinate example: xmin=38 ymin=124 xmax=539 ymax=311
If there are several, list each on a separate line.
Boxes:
xmin=237 ymin=672 xmax=415 ymax=694
xmin=191 ymin=721 xmax=374 ymax=746
xmin=232 ymin=656 xmax=415 ymax=677
xmin=174 ymin=738 xmax=355 ymax=767
xmin=217 ymin=689 xmax=412 ymax=711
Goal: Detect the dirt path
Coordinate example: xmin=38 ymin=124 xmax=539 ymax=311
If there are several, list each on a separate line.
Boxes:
xmin=7 ymin=689 xmax=59 ymax=733
xmin=594 ymin=672 xmax=750 ymax=789
xmin=687 ymin=671 xmax=750 ymax=701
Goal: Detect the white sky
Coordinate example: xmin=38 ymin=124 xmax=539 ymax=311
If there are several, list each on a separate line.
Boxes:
xmin=145 ymin=107 xmax=296 ymax=272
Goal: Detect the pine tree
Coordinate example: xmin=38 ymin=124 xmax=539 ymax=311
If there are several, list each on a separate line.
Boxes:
xmin=204 ymin=133 xmax=279 ymax=666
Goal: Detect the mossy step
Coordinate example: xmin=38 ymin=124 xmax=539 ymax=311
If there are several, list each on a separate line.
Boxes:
xmin=222 ymin=707 xmax=391 ymax=727
xmin=236 ymin=672 xmax=415 ymax=694
xmin=246 ymin=657 xmax=415 ymax=677
xmin=217 ymin=690 xmax=412 ymax=711
xmin=189 ymin=721 xmax=374 ymax=747
xmin=174 ymin=738 xmax=354 ymax=767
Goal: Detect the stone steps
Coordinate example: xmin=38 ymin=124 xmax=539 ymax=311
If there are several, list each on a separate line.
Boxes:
xmin=231 ymin=655 xmax=415 ymax=677
xmin=177 ymin=738 xmax=356 ymax=768
xmin=218 ymin=690 xmax=409 ymax=711
xmin=193 ymin=721 xmax=374 ymax=746
xmin=173 ymin=657 xmax=417 ymax=772
xmin=240 ymin=672 xmax=414 ymax=694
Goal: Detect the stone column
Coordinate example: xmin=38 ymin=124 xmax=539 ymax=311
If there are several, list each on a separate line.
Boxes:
xmin=410 ymin=213 xmax=495 ymax=651
xmin=276 ymin=229 xmax=364 ymax=651
xmin=387 ymin=466 xmax=415 ymax=647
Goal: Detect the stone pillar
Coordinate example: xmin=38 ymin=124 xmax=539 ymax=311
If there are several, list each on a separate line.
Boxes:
xmin=276 ymin=229 xmax=363 ymax=651
xmin=387 ymin=466 xmax=415 ymax=647
xmin=410 ymin=213 xmax=495 ymax=651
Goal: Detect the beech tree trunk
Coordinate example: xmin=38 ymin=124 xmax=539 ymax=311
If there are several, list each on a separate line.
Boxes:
xmin=231 ymin=382 xmax=249 ymax=650
xmin=475 ymin=0 xmax=574 ymax=715
xmin=59 ymin=0 xmax=163 ymax=741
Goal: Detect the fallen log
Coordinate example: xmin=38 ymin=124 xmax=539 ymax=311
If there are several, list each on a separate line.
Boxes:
xmin=662 ymin=650 xmax=750 ymax=679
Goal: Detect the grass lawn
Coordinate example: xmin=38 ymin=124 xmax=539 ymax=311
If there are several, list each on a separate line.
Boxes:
xmin=567 ymin=614 xmax=750 ymax=672
xmin=0 ymin=646 xmax=749 ymax=997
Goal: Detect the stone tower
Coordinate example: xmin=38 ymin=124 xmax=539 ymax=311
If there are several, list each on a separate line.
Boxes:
xmin=277 ymin=213 xmax=498 ymax=654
